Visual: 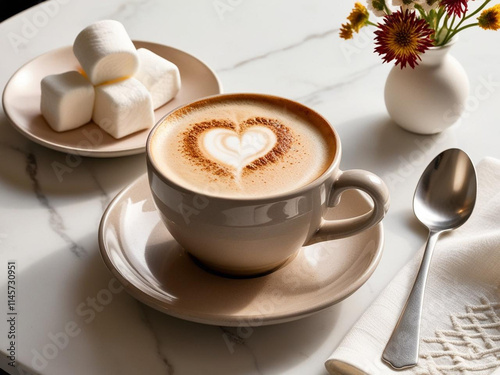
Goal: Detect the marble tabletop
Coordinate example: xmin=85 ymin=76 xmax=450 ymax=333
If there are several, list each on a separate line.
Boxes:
xmin=1 ymin=1 xmax=500 ymax=374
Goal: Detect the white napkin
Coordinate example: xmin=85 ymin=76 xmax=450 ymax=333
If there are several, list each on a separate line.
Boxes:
xmin=326 ymin=157 xmax=500 ymax=375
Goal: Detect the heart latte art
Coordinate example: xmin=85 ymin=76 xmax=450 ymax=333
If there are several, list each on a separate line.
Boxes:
xmin=201 ymin=126 xmax=277 ymax=171
xmin=150 ymin=99 xmax=334 ymax=197
xmin=182 ymin=117 xmax=293 ymax=179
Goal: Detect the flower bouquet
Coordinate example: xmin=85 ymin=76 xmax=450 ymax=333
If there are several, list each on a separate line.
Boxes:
xmin=340 ymin=0 xmax=500 ymax=68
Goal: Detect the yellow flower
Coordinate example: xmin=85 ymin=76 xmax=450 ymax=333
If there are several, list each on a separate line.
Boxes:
xmin=478 ymin=4 xmax=500 ymax=31
xmin=340 ymin=23 xmax=354 ymax=40
xmin=347 ymin=3 xmax=370 ymax=32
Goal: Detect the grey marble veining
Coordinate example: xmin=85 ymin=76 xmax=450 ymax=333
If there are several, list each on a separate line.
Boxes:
xmin=296 ymin=63 xmax=380 ymax=106
xmin=218 ymin=28 xmax=340 ymax=73
xmin=219 ymin=327 xmax=263 ymax=375
xmin=2 ymin=144 xmax=87 ymax=257
xmin=25 ymin=151 xmax=87 ymax=257
xmin=138 ymin=304 xmax=175 ymax=375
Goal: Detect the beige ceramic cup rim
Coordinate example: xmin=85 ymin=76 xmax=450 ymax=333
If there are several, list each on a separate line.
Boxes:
xmin=146 ymin=92 xmax=342 ymax=202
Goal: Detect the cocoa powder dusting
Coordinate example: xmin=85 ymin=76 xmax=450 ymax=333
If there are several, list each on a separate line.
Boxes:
xmin=181 ymin=117 xmax=294 ymax=178
xmin=181 ymin=119 xmax=235 ymax=178
xmin=242 ymin=117 xmax=293 ymax=172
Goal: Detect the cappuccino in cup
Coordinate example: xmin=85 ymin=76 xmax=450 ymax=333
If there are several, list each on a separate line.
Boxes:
xmin=149 ymin=96 xmax=336 ymax=198
xmin=147 ymin=93 xmax=389 ymax=276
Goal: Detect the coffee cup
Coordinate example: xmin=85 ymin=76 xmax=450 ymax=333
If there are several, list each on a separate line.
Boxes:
xmin=146 ymin=93 xmax=389 ymax=276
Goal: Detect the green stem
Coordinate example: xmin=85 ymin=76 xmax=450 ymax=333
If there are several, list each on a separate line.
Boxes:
xmin=443 ymin=13 xmax=450 ymax=30
xmin=439 ymin=14 xmax=456 ymax=45
xmin=446 ymin=14 xmax=466 ymax=43
xmin=382 ymin=0 xmax=391 ymax=15
xmin=434 ymin=13 xmax=449 ymax=45
xmin=367 ymin=20 xmax=378 ymax=27
xmin=415 ymin=4 xmax=428 ymax=21
xmin=436 ymin=7 xmax=446 ymax=26
xmin=435 ymin=11 xmax=440 ymax=29
xmin=437 ymin=0 xmax=491 ymax=45
xmin=449 ymin=14 xmax=457 ymax=30
xmin=437 ymin=6 xmax=446 ymax=18
xmin=432 ymin=7 xmax=447 ymax=43
xmin=463 ymin=0 xmax=491 ymax=21
xmin=447 ymin=22 xmax=480 ymax=40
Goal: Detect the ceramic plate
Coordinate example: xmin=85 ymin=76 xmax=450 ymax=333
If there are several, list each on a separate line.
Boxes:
xmin=2 ymin=41 xmax=222 ymax=157
xmin=98 ymin=174 xmax=384 ymax=326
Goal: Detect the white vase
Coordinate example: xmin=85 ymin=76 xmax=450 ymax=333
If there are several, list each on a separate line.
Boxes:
xmin=384 ymin=38 xmax=469 ymax=135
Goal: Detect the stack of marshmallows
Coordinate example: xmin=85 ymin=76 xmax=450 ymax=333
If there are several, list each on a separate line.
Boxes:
xmin=40 ymin=20 xmax=181 ymax=139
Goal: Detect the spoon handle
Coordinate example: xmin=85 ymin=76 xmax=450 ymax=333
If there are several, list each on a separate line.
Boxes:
xmin=382 ymin=230 xmax=440 ymax=369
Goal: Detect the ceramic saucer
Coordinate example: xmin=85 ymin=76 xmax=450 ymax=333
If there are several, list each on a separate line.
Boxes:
xmin=2 ymin=41 xmax=222 ymax=157
xmin=98 ymin=174 xmax=384 ymax=326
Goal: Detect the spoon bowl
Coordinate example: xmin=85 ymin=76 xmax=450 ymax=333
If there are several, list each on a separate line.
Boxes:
xmin=414 ymin=148 xmax=477 ymax=231
xmin=382 ymin=148 xmax=477 ymax=369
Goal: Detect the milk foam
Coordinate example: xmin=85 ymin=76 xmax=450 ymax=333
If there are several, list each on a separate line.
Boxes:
xmin=201 ymin=126 xmax=277 ymax=171
xmin=150 ymin=99 xmax=335 ymax=198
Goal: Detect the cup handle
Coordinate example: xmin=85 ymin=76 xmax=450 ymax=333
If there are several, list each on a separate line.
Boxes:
xmin=306 ymin=170 xmax=390 ymax=245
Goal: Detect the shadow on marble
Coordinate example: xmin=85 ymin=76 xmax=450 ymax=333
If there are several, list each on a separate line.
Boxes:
xmin=336 ymin=113 xmax=458 ymax=175
xmin=144 ymin=232 xmax=267 ymax=315
xmin=399 ymin=209 xmax=428 ymax=238
xmin=338 ymin=113 xmax=459 ymax=227
xmin=13 ymin=235 xmax=338 ymax=374
xmin=0 ymin=117 xmax=146 ymax=205
xmin=15 ymin=239 xmax=187 ymax=374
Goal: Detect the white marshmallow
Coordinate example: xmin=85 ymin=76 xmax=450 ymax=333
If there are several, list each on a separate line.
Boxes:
xmin=92 ymin=78 xmax=154 ymax=139
xmin=135 ymin=48 xmax=181 ymax=109
xmin=73 ymin=20 xmax=139 ymax=85
xmin=40 ymin=71 xmax=95 ymax=132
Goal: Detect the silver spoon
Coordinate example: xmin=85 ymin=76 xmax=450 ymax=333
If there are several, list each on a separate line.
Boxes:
xmin=382 ymin=148 xmax=477 ymax=369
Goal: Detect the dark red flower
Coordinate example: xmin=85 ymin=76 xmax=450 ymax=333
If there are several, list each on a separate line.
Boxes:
xmin=440 ymin=0 xmax=469 ymax=17
xmin=374 ymin=9 xmax=434 ymax=69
